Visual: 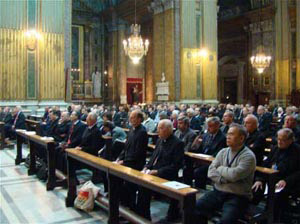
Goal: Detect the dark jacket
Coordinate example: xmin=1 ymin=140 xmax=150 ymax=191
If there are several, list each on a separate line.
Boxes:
xmin=13 ymin=112 xmax=26 ymax=129
xmin=190 ymin=116 xmax=202 ymax=131
xmin=80 ymin=124 xmax=104 ymax=156
xmin=192 ymin=129 xmax=227 ymax=156
xmin=245 ymin=129 xmax=266 ymax=166
xmin=174 ymin=128 xmax=197 ymax=152
xmin=4 ymin=112 xmax=13 ymax=125
xmin=67 ymin=120 xmax=87 ymax=148
xmin=257 ymin=142 xmax=300 ymax=187
xmin=145 ymin=134 xmax=184 ymax=180
xmin=56 ymin=120 xmax=72 ymax=142
xmin=257 ymin=112 xmax=272 ymax=134
xmin=113 ymin=112 xmax=122 ymax=127
xmin=118 ymin=124 xmax=148 ymax=170
xmin=47 ymin=118 xmax=60 ymax=141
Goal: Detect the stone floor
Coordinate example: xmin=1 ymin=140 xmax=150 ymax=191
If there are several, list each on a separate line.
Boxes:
xmin=0 ymin=144 xmax=176 ymax=224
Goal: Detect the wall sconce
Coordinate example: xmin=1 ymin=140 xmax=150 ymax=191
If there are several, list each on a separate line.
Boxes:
xmin=25 ymin=29 xmax=42 ymax=51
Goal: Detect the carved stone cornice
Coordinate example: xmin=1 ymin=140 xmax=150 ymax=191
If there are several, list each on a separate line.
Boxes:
xmin=247 ymin=19 xmax=273 ymax=33
xmin=149 ymin=0 xmax=174 ymax=15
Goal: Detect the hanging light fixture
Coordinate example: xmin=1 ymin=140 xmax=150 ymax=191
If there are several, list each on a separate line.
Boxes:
xmin=123 ymin=0 xmax=149 ymax=64
xmin=250 ymin=1 xmax=271 ymax=74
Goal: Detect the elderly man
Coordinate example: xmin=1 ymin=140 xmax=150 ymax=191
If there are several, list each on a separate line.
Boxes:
xmin=116 ymin=109 xmax=148 ymax=210
xmin=75 ymin=112 xmax=104 ymax=156
xmin=220 ymin=110 xmax=234 ymax=135
xmin=187 ymin=108 xmax=202 ymax=131
xmin=196 ymin=124 xmax=256 ymax=224
xmin=56 ymin=111 xmax=72 ymax=142
xmin=252 ymin=128 xmax=300 ymax=222
xmin=244 ymin=114 xmax=266 ymax=165
xmin=256 ymin=105 xmax=272 ymax=136
xmin=283 ymin=115 xmax=300 ymax=144
xmin=4 ymin=106 xmax=26 ymax=143
xmin=56 ymin=111 xmax=86 ymax=173
xmin=137 ymin=119 xmax=184 ymax=221
xmin=191 ymin=116 xmax=227 ymax=188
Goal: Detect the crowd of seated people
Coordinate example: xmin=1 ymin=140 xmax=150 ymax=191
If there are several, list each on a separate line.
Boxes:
xmin=1 ymin=102 xmax=300 ymax=223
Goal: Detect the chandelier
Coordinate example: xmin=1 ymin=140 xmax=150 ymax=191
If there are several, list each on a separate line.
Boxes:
xmin=123 ymin=0 xmax=149 ymax=64
xmin=250 ymin=46 xmax=271 ymax=74
xmin=250 ymin=1 xmax=271 ymax=74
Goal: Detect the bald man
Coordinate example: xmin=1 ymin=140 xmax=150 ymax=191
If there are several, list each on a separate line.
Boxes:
xmin=137 ymin=119 xmax=184 ymax=222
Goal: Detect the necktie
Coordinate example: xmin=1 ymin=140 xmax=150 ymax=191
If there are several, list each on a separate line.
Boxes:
xmin=67 ymin=123 xmax=75 ymax=145
xmin=13 ymin=113 xmax=19 ymax=126
xmin=204 ymin=134 xmax=213 ymax=154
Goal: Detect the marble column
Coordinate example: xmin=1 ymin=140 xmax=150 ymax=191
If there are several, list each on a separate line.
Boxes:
xmin=117 ymin=24 xmax=127 ymax=104
xmin=275 ymin=0 xmax=290 ymax=105
xmin=64 ymin=0 xmax=72 ymax=102
xmin=202 ymin=0 xmax=218 ymax=104
xmin=84 ymin=26 xmax=91 ymax=81
xmin=150 ymin=0 xmax=176 ymax=101
xmin=297 ymin=0 xmax=300 ymax=89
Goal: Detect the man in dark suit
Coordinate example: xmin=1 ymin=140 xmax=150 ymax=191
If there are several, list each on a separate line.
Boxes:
xmin=191 ymin=116 xmax=227 ymax=188
xmin=187 ymin=108 xmax=202 ymax=131
xmin=75 ymin=112 xmax=104 ymax=156
xmin=174 ymin=116 xmax=197 ymax=152
xmin=257 ymin=105 xmax=272 ymax=136
xmin=115 ymin=109 xmax=148 ymax=209
xmin=220 ymin=110 xmax=234 ymax=135
xmin=4 ymin=106 xmax=26 ymax=143
xmin=252 ymin=128 xmax=300 ymax=222
xmin=283 ymin=115 xmax=300 ymax=144
xmin=56 ymin=111 xmax=86 ymax=173
xmin=136 ymin=119 xmax=184 ymax=221
xmin=175 ymin=116 xmax=197 ymax=185
xmin=244 ymin=114 xmax=266 ymax=165
xmin=56 ymin=111 xmax=72 ymax=142
xmin=46 ymin=110 xmax=60 ymax=140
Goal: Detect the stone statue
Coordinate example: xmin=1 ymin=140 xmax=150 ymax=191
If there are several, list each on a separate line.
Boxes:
xmin=92 ymin=67 xmax=101 ymax=98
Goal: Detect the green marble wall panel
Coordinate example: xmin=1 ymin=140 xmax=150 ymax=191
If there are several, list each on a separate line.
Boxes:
xmin=27 ymin=52 xmax=36 ymax=98
xmin=0 ymin=0 xmax=26 ymax=29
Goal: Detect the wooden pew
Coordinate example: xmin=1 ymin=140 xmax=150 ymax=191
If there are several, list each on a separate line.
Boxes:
xmin=28 ymin=114 xmax=43 ymax=122
xmin=25 ymin=119 xmax=42 ymax=135
xmin=65 ymin=149 xmax=198 ymax=224
xmin=0 ymin=122 xmax=5 ymax=149
xmin=185 ymin=152 xmax=279 ymax=224
xmin=15 ymin=130 xmax=63 ymax=191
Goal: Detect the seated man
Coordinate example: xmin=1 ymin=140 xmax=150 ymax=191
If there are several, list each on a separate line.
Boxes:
xmin=244 ymin=114 xmax=266 ymax=166
xmin=283 ymin=115 xmax=300 ymax=144
xmin=187 ymin=108 xmax=202 ymax=132
xmin=191 ymin=116 xmax=227 ymax=188
xmin=56 ymin=111 xmax=86 ymax=173
xmin=4 ymin=106 xmax=26 ymax=143
xmin=174 ymin=116 xmax=197 ymax=152
xmin=196 ymin=124 xmax=256 ymax=224
xmin=220 ymin=110 xmax=234 ymax=135
xmin=136 ymin=119 xmax=184 ymax=221
xmin=252 ymin=128 xmax=300 ymax=222
xmin=75 ymin=112 xmax=104 ymax=156
xmin=56 ymin=111 xmax=72 ymax=142
xmin=256 ymin=105 xmax=272 ymax=137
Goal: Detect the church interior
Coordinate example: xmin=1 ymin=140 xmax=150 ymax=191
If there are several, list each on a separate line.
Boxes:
xmin=0 ymin=0 xmax=300 ymax=224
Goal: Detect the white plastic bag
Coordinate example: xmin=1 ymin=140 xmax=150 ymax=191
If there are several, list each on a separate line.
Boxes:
xmin=74 ymin=181 xmax=100 ymax=212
